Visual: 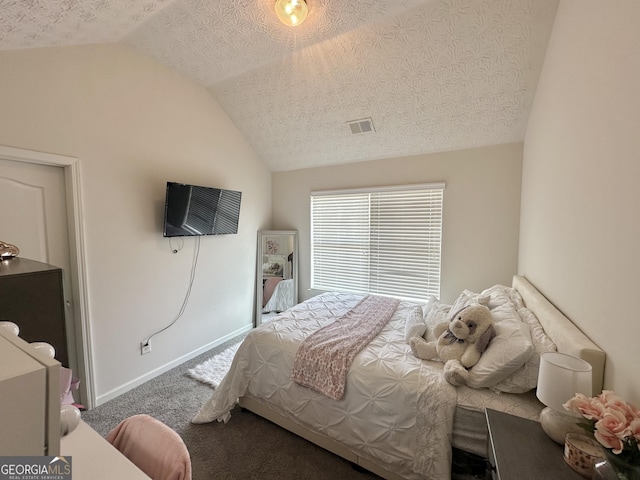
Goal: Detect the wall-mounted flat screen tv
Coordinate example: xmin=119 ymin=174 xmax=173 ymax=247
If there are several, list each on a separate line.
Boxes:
xmin=163 ymin=182 xmax=242 ymax=237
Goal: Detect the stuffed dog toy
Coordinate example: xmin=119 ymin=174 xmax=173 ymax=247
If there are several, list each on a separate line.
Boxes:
xmin=409 ymin=303 xmax=495 ymax=386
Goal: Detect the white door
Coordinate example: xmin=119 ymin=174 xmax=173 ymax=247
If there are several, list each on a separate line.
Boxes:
xmin=0 ymin=158 xmax=77 ymax=372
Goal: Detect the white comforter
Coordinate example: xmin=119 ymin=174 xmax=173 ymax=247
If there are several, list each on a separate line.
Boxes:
xmin=262 ymin=278 xmax=295 ymax=313
xmin=193 ymin=292 xmax=457 ymax=480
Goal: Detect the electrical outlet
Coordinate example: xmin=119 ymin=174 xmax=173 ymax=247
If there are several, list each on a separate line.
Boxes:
xmin=140 ymin=341 xmax=151 ymax=355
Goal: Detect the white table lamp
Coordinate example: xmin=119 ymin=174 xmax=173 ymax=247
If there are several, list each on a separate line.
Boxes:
xmin=536 ymin=352 xmax=593 ymax=444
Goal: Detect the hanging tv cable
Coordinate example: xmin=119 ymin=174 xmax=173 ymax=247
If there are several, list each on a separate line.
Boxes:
xmin=142 ymin=235 xmax=201 ymax=349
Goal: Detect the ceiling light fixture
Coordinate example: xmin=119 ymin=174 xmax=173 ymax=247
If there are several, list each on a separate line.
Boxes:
xmin=275 ymin=0 xmax=308 ymax=27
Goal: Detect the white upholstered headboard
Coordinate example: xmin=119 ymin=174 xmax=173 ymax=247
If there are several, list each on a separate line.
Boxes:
xmin=512 ymin=275 xmax=605 ymax=395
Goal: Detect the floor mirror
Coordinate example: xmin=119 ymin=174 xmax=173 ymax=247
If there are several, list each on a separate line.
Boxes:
xmin=255 ymin=230 xmax=298 ymax=327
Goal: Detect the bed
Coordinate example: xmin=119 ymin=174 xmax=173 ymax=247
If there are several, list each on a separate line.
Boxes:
xmin=262 ymin=278 xmax=295 ymax=313
xmin=193 ymin=275 xmax=605 ymax=480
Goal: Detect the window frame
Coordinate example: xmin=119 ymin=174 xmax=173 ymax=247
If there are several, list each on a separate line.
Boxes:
xmin=310 ymin=182 xmax=445 ymax=302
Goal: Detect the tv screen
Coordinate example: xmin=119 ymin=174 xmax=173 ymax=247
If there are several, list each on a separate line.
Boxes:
xmin=163 ymin=182 xmax=242 ymax=237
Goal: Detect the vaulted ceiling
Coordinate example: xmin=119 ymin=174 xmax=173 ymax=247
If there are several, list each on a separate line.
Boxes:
xmin=0 ymin=0 xmax=559 ymax=171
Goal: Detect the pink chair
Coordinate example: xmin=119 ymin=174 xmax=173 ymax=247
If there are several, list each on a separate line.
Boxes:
xmin=106 ymin=414 xmax=191 ymax=480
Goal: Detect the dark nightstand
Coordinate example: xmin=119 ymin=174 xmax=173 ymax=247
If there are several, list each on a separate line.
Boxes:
xmin=485 ymin=408 xmax=585 ymax=480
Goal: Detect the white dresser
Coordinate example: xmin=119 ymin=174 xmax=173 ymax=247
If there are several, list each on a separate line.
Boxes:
xmin=0 ymin=329 xmax=150 ymax=479
xmin=0 ymin=330 xmax=60 ymax=455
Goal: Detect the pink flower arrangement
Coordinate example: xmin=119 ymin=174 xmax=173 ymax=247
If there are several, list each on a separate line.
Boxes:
xmin=564 ymin=391 xmax=640 ymax=466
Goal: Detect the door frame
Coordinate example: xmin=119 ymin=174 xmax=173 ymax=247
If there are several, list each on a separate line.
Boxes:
xmin=0 ymin=145 xmax=95 ymax=409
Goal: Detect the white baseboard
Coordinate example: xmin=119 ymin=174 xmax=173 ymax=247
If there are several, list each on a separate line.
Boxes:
xmin=94 ymin=324 xmax=252 ymax=407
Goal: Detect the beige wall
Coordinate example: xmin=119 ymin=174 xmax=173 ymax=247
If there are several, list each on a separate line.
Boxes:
xmin=0 ymin=44 xmax=271 ymax=404
xmin=273 ymin=143 xmax=523 ymax=304
xmin=520 ymin=0 xmax=640 ymax=404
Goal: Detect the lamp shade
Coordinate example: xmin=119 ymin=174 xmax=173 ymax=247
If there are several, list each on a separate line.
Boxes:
xmin=536 ymin=352 xmax=593 ymax=412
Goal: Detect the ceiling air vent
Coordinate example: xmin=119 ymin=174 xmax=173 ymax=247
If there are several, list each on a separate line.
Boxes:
xmin=347 ymin=117 xmax=375 ymax=134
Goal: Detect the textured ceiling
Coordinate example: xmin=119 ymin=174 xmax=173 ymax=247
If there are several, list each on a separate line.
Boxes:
xmin=0 ymin=0 xmax=559 ymax=171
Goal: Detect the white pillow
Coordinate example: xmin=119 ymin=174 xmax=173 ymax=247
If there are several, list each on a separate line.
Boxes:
xmin=404 ymin=305 xmax=427 ymax=344
xmin=492 ymin=307 xmax=557 ymax=393
xmin=420 ymin=295 xmax=439 ymax=319
xmin=466 ymin=303 xmax=534 ymax=389
xmin=506 ymin=287 xmax=525 ymax=310
xmin=404 ymin=296 xmax=441 ymax=343
xmin=450 ymin=290 xmax=490 ymax=316
xmin=478 ymin=284 xmax=514 ymax=310
xmin=423 ymin=300 xmax=452 ymax=342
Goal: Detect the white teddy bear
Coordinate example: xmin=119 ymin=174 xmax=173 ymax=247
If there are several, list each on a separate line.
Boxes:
xmin=409 ymin=303 xmax=496 ymax=386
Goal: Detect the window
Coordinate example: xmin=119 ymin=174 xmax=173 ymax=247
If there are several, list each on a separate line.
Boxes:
xmin=311 ymin=183 xmax=444 ymax=301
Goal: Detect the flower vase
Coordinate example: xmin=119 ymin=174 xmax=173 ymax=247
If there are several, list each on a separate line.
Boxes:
xmin=593 ymin=451 xmax=640 ymax=480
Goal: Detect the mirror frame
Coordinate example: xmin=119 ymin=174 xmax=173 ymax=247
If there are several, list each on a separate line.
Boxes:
xmin=255 ymin=230 xmax=298 ymax=327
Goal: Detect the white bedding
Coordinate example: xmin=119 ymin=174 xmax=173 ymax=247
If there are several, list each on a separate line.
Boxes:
xmin=193 ymin=291 xmax=544 ymax=479
xmin=262 ymin=278 xmax=295 ymax=313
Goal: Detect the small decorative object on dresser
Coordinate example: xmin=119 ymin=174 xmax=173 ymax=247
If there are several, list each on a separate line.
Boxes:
xmin=563 ymin=433 xmax=604 ymax=478
xmin=0 ymin=240 xmax=19 ymax=259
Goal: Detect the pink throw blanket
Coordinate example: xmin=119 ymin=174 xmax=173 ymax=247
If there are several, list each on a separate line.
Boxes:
xmin=291 ymin=295 xmax=400 ymax=400
xmin=106 ymin=414 xmax=192 ymax=480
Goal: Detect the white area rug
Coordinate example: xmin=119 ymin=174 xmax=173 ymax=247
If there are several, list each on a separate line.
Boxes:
xmin=187 ymin=341 xmax=242 ymax=388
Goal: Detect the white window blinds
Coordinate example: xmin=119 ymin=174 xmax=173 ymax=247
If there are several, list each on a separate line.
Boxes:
xmin=311 ymin=183 xmax=444 ymax=301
